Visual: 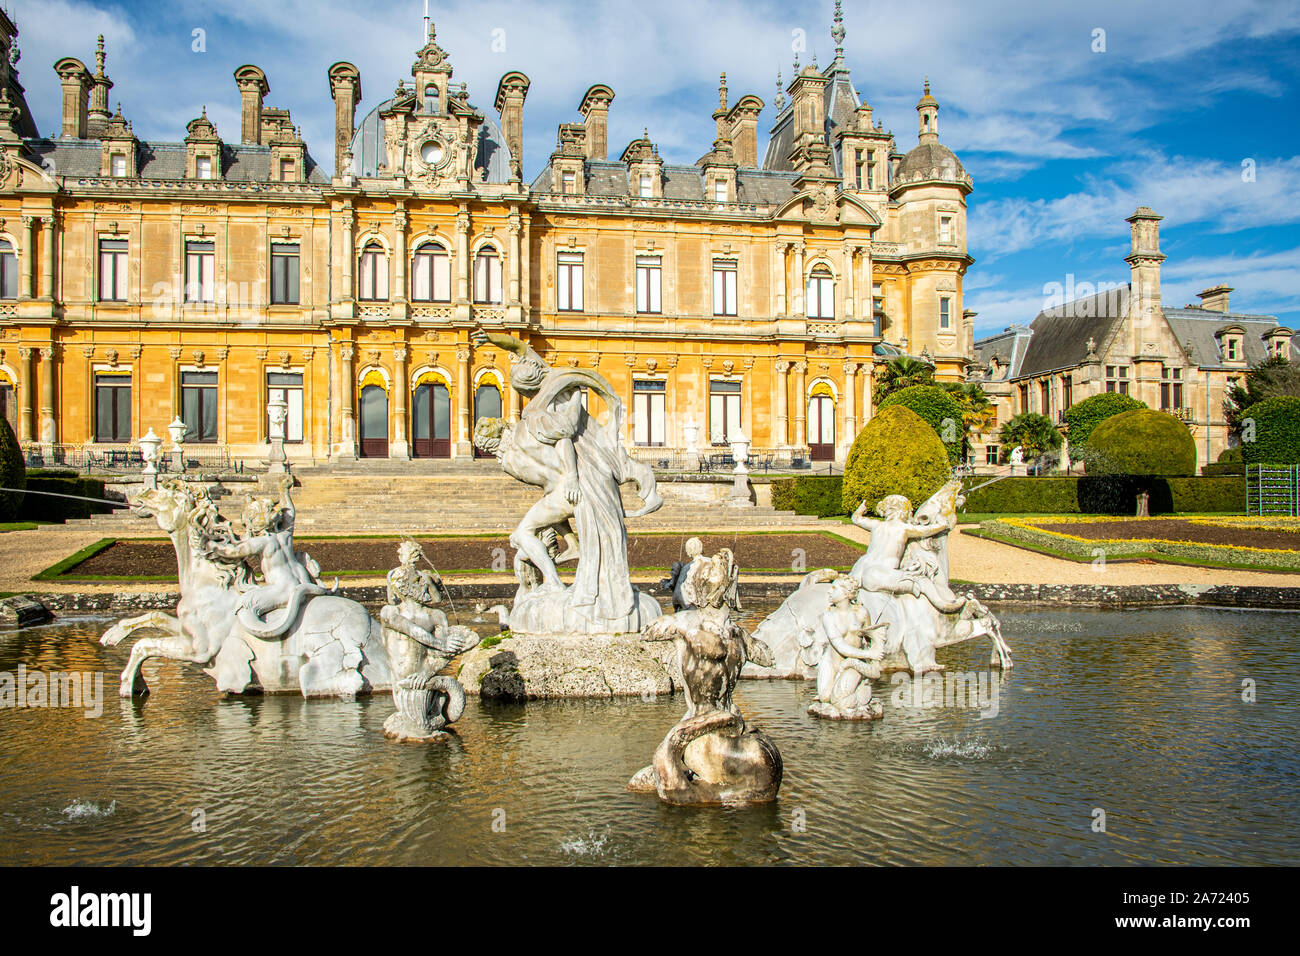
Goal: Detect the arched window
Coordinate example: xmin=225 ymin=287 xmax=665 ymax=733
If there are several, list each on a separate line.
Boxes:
xmin=808 ymin=389 xmax=836 ymax=461
xmin=473 ymin=378 xmax=503 ymax=458
xmin=424 ymin=83 xmax=440 ymax=114
xmin=806 ymin=265 xmax=834 ymax=319
xmin=411 ymin=241 xmax=451 ymax=302
xmin=0 ymin=239 xmax=16 ymax=300
xmin=358 ymin=241 xmax=388 ymax=301
xmin=359 ymin=383 xmax=388 ymax=458
xmin=473 ymin=247 xmax=503 ymax=304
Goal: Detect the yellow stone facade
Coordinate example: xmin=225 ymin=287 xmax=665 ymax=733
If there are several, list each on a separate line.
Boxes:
xmin=0 ymin=10 xmax=975 ymax=467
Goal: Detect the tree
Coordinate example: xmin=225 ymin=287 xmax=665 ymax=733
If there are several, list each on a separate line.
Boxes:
xmin=997 ymin=412 xmax=1062 ymax=464
xmin=1237 ymin=396 xmax=1300 ymax=466
xmin=871 ymin=356 xmax=935 ymax=405
xmin=0 ymin=417 xmax=26 ymax=522
xmin=941 ymin=381 xmax=996 ymax=458
xmin=1088 ymin=408 xmax=1197 ymax=476
xmin=1226 ymin=355 xmax=1300 ymax=434
xmin=877 ymin=384 xmax=965 ymax=462
xmin=842 ymin=404 xmax=951 ymax=516
xmin=1061 ymin=392 xmax=1146 ymax=449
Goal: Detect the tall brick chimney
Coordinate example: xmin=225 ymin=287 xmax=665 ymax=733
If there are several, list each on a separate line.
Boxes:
xmin=578 ymin=84 xmax=614 ymax=161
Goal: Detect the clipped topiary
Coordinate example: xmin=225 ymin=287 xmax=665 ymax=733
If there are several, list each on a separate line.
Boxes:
xmin=1061 ymin=392 xmax=1146 ymax=449
xmin=1238 ymin=396 xmax=1300 ymax=466
xmin=1088 ymin=408 xmax=1197 ymax=476
xmin=876 ymin=384 xmax=965 ymax=462
xmin=842 ymin=404 xmax=950 ymax=516
xmin=1217 ymin=446 xmax=1243 ymax=464
xmin=0 ymin=416 xmax=26 ymax=522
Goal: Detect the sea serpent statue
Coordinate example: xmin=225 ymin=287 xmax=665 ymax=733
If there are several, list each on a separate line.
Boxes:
xmin=100 ymin=479 xmax=391 ymax=699
xmin=470 ymin=326 xmax=663 ymax=636
xmin=629 ymin=547 xmax=782 ymax=806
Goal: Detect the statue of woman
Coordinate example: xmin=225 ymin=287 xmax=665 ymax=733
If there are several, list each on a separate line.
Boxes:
xmin=809 ymin=575 xmax=887 ymax=720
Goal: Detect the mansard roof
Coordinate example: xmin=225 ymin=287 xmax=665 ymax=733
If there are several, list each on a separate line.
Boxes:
xmin=348 ymin=94 xmax=512 ymax=183
xmin=24 ymin=138 xmax=330 ymax=183
xmin=973 ymin=325 xmax=1034 ymax=380
xmin=762 ymin=62 xmax=863 ymax=176
xmin=1163 ymin=307 xmax=1284 ymax=369
xmin=529 ymin=159 xmax=800 ymax=205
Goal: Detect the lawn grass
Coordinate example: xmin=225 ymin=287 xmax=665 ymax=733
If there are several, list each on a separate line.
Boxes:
xmin=0 ymin=522 xmax=41 ymax=533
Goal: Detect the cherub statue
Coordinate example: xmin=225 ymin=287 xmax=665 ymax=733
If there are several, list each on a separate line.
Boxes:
xmin=808 ymin=574 xmax=888 ymax=720
xmin=662 ymin=536 xmax=705 ymax=611
xmin=851 ymin=494 xmax=965 ymax=614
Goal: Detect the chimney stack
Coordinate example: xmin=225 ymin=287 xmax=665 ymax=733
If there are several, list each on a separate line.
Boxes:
xmin=328 ymin=62 xmax=361 ymax=178
xmin=726 ymin=94 xmax=764 ymax=168
xmin=1197 ymin=284 xmax=1232 ymax=312
xmin=494 ymin=71 xmax=531 ymax=180
xmin=234 ymin=64 xmax=269 ymax=145
xmin=1125 ymin=206 xmax=1166 ymax=330
xmin=578 ymin=84 xmax=614 ymax=161
xmin=54 ymin=56 xmax=91 ymax=138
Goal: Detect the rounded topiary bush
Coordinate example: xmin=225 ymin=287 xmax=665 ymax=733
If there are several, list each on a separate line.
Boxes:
xmin=1087 ymin=408 xmax=1197 ymax=476
xmin=1061 ymin=392 xmax=1146 ymax=449
xmin=842 ymin=404 xmax=951 ymax=516
xmin=876 ymin=384 xmax=965 ymax=462
xmin=0 ymin=417 xmax=26 ymax=522
xmin=1238 ymin=396 xmax=1300 ymax=466
xmin=1218 ymin=446 xmax=1243 ymax=464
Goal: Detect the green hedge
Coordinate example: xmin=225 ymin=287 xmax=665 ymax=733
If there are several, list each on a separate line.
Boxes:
xmin=1239 ymin=396 xmax=1300 ymax=466
xmin=772 ymin=476 xmax=845 ymax=517
xmin=960 ymin=475 xmax=1244 ymax=515
xmin=19 ymin=474 xmax=113 ymax=522
xmin=0 ymin=418 xmax=25 ymax=522
xmin=875 ymin=385 xmax=964 ymax=462
xmin=1061 ymin=392 xmax=1146 ymax=448
xmin=1201 ymin=462 xmax=1245 ymax=477
xmin=1087 ymin=408 xmax=1198 ymax=477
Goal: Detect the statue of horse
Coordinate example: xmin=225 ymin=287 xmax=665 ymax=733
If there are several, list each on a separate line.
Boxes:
xmin=99 ymin=482 xmax=391 ymax=699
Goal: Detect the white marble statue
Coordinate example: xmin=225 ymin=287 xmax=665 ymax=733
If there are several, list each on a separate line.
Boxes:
xmin=749 ymin=480 xmax=1012 ymax=683
xmin=379 ymin=541 xmax=479 ymax=741
xmin=807 ymin=574 xmax=889 ymax=720
xmin=471 ymin=326 xmax=663 ymax=636
xmin=100 ymin=480 xmax=391 ymax=699
xmin=629 ymin=548 xmax=782 ymax=805
xmin=662 ymin=536 xmax=708 ymax=611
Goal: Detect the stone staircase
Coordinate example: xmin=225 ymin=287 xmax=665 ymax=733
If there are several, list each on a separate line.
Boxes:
xmin=43 ymin=469 xmax=823 ymax=537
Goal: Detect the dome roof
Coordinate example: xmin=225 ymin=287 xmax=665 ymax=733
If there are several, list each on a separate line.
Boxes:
xmin=895 ymin=141 xmax=967 ymax=185
xmin=348 ymin=96 xmax=513 ymax=183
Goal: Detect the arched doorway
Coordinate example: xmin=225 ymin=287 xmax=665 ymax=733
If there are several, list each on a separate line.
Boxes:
xmin=808 ymin=386 xmax=836 ymax=461
xmin=412 ymin=373 xmax=451 ymax=459
xmin=473 ymin=376 xmax=503 ymax=459
xmin=359 ymin=383 xmax=389 ymax=458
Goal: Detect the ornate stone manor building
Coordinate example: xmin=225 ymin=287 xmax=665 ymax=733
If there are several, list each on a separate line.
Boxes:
xmin=0 ymin=4 xmax=975 ymax=467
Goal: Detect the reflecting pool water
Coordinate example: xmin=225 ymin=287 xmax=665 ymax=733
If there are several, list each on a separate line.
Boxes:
xmin=0 ymin=605 xmax=1296 ymax=865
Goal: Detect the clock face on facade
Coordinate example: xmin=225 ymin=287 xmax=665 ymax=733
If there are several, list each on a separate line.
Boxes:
xmin=419 ymin=140 xmax=445 ymax=168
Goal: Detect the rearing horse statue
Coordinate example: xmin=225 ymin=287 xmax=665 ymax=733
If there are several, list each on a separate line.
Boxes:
xmin=100 ymin=481 xmax=392 ymax=699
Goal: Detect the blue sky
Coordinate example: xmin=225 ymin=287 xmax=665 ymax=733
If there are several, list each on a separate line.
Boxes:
xmin=9 ymin=0 xmax=1300 ymax=336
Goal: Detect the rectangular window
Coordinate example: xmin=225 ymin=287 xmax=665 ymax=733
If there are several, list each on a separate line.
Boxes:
xmin=866 ymin=150 xmax=875 ymax=189
xmin=714 ymin=180 xmax=728 ymax=202
xmin=639 ymin=174 xmax=653 ymax=198
xmin=270 ymin=242 xmax=299 ymax=305
xmin=1018 ymin=383 xmax=1029 ymax=411
xmin=854 ymin=150 xmax=864 ymax=189
xmin=358 ymin=245 xmax=388 ymax=301
xmin=939 ymin=296 xmax=951 ymax=330
xmin=110 ymin=153 xmax=126 ymax=177
xmin=635 ymin=256 xmax=662 ymax=314
xmin=267 ymin=371 xmax=304 ymax=443
xmin=1107 ymin=365 xmax=1130 ymax=396
xmin=184 ymin=240 xmax=215 ymax=303
xmin=411 ymin=245 xmax=451 ymax=302
xmin=557 ymin=251 xmax=584 ymax=312
xmin=632 ymin=379 xmax=666 ymax=447
xmin=280 ymin=158 xmax=294 ymax=181
xmin=195 ymin=155 xmax=213 ymax=180
xmin=709 ymin=379 xmax=742 ymax=445
xmin=561 ymin=171 xmax=576 ymax=194
xmin=98 ymin=238 xmax=128 ymax=301
xmin=1225 ymin=339 xmax=1239 ymax=361
xmin=1161 ymin=367 xmax=1183 ymax=410
xmin=712 ymin=258 xmax=738 ymax=316
xmin=985 ymin=444 xmax=999 ymax=466
xmin=93 ymin=372 xmax=131 ymax=443
xmin=1040 ymin=380 xmax=1050 ymax=414
xmin=872 ymin=281 xmax=884 ymax=335
xmin=0 ymin=239 xmax=16 ymax=299
xmin=806 ymin=270 xmax=835 ymax=319
xmin=940 ymin=215 xmax=953 ymax=243
xmin=181 ymin=371 xmax=218 ymax=443
xmin=1062 ymin=375 xmax=1073 ymax=411
xmin=473 ymin=251 xmax=503 ymax=304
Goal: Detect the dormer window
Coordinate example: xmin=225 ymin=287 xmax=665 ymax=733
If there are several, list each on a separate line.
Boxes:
xmin=110 ymin=154 xmax=127 ymax=177
xmin=424 ymin=84 xmax=440 ymax=114
xmin=639 ymin=174 xmax=653 ymax=198
xmin=280 ymin=158 xmax=294 ymax=181
xmin=714 ymin=180 xmax=728 ymax=203
xmin=561 ymin=171 xmax=576 ymax=195
xmin=195 ymin=156 xmax=213 ymax=180
xmin=1225 ymin=338 xmax=1239 ymax=361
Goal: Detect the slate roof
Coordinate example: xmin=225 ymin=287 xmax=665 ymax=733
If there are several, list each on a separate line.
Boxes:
xmin=1013 ymin=285 xmax=1131 ymax=379
xmin=24 ymin=138 xmax=330 ymax=183
xmin=897 ymin=140 xmax=966 ymax=180
xmin=349 ymin=95 xmax=512 ymax=183
xmin=1164 ymin=307 xmax=1287 ymax=369
xmin=972 ymin=325 xmax=1034 ymax=380
xmin=762 ymin=63 xmax=862 ymax=176
xmin=529 ymin=160 xmax=800 ymax=205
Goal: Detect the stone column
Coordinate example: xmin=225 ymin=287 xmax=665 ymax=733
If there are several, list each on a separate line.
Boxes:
xmin=392 ymin=345 xmax=410 ymax=459
xmin=455 ymin=207 xmax=470 ymax=304
xmin=39 ymin=345 xmax=56 ymax=449
xmin=774 ymin=241 xmax=788 ymax=316
xmin=456 ymin=345 xmax=472 ymax=457
xmin=19 ymin=217 xmax=35 ymax=299
xmin=17 ymin=347 xmax=34 ymax=443
xmin=508 ymin=212 xmax=522 ymax=306
xmin=861 ymin=361 xmax=874 ymax=424
xmin=792 ymin=360 xmax=806 ymax=451
xmin=773 ymin=359 xmax=789 ymax=449
xmin=842 ymin=362 xmax=858 ymax=457
xmin=791 ymin=242 xmax=805 ymax=317
xmin=40 ymin=217 xmax=55 ymax=300
xmin=843 ymin=245 xmax=855 ymax=318
xmin=340 ymin=203 xmax=355 ymax=301
xmin=337 ymin=343 xmax=356 ymax=459
xmin=393 ymin=207 xmax=408 ymax=304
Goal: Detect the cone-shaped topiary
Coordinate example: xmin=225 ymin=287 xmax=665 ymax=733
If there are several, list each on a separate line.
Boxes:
xmin=876 ymin=384 xmax=965 ymax=462
xmin=842 ymin=404 xmax=951 ymax=516
xmin=0 ymin=416 xmax=26 ymax=522
xmin=1238 ymin=396 xmax=1300 ymax=465
xmin=1087 ymin=408 xmax=1197 ymax=476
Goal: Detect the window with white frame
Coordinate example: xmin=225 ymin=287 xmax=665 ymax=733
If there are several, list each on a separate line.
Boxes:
xmin=98 ymin=238 xmax=128 ymax=301
xmin=557 ymin=251 xmax=584 ymax=312
xmin=639 ymin=174 xmax=653 ymax=198
xmin=473 ymin=248 xmax=503 ymax=304
xmin=939 ymin=296 xmax=952 ymax=330
xmin=636 ymin=255 xmax=662 ymax=314
xmin=411 ymin=242 xmax=451 ymax=302
xmin=267 ymin=370 xmax=304 ymax=443
xmin=939 ymin=215 xmax=953 ymax=243
xmin=270 ymin=242 xmax=299 ymax=305
xmin=806 ymin=265 xmax=835 ymax=319
xmin=714 ymin=180 xmax=728 ymax=202
xmin=94 ymin=371 xmax=131 ymax=443
xmin=712 ymin=258 xmax=737 ymax=316
xmin=184 ymin=240 xmax=215 ymax=303
xmin=0 ymin=239 xmax=16 ymax=299
xmin=632 ymin=379 xmax=666 ymax=446
xmin=709 ymin=379 xmax=742 ymax=445
xmin=561 ymin=171 xmax=576 ymax=194
xmin=358 ymin=241 xmax=388 ymax=301
xmin=195 ymin=155 xmax=213 ymax=180
xmin=110 ymin=153 xmax=127 ymax=177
